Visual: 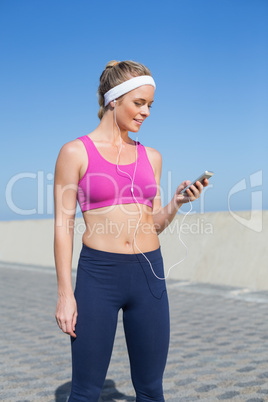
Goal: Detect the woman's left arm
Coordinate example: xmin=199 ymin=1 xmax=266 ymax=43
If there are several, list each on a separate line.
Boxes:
xmin=148 ymin=148 xmax=209 ymax=235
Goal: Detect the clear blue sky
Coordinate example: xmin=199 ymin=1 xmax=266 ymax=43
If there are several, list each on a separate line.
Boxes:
xmin=1 ymin=0 xmax=267 ymax=221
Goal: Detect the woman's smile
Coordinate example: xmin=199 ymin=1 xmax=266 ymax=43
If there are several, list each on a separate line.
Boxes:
xmin=133 ymin=118 xmax=143 ymax=125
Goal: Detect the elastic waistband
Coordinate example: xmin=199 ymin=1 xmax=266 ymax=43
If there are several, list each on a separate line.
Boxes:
xmin=80 ymin=243 xmax=162 ymax=264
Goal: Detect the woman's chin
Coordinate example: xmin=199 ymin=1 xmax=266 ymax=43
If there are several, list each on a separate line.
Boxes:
xmin=129 ymin=125 xmax=141 ymax=133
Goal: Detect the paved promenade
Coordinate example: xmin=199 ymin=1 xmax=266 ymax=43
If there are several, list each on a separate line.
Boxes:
xmin=1 ymin=262 xmax=268 ymax=402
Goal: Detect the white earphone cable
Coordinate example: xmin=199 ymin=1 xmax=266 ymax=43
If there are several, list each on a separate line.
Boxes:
xmin=113 ymin=102 xmax=191 ymax=280
xmin=114 ymin=105 xmax=138 ymax=188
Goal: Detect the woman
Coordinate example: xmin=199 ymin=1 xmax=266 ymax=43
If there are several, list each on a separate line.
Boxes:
xmin=54 ymin=60 xmax=208 ymax=402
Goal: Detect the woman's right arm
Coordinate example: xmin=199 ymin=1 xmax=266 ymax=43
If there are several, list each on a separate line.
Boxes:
xmin=54 ymin=141 xmax=82 ymax=338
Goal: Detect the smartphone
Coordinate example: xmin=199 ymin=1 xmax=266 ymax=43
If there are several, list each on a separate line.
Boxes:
xmin=181 ymin=170 xmax=214 ymax=194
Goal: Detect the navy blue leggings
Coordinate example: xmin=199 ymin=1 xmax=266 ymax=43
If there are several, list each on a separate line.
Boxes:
xmin=69 ymin=244 xmax=170 ymax=402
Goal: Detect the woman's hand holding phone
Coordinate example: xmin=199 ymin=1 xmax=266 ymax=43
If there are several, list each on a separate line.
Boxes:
xmin=175 ymin=171 xmax=214 ymax=205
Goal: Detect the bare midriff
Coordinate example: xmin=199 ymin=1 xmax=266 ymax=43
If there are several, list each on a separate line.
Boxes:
xmin=81 ymin=203 xmax=159 ymax=254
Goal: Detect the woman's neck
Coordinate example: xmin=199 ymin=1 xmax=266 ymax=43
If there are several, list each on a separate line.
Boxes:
xmin=95 ymin=111 xmax=132 ymax=145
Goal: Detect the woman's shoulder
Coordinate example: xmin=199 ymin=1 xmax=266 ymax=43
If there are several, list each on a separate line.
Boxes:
xmin=56 ymin=136 xmax=88 ymax=166
xmin=59 ymin=136 xmax=87 ymax=154
xmin=142 ymin=145 xmax=162 ymax=175
xmin=143 ymin=145 xmax=162 ymax=163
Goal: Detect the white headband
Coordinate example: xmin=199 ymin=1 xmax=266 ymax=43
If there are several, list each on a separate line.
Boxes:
xmin=104 ymin=75 xmax=156 ymax=107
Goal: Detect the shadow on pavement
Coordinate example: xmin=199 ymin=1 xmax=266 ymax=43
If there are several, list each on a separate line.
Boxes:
xmin=55 ymin=379 xmax=135 ymax=401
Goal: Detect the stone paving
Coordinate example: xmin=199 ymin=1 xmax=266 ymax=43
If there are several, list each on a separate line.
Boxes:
xmin=1 ymin=262 xmax=268 ymax=401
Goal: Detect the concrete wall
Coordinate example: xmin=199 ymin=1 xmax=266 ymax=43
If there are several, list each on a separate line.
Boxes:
xmin=0 ymin=210 xmax=267 ymax=290
xmin=159 ymin=211 xmax=267 ymax=290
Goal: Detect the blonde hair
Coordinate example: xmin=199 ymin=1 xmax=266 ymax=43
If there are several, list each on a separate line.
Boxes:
xmin=97 ymin=60 xmax=152 ymax=120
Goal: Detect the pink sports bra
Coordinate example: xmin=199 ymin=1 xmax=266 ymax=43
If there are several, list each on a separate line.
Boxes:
xmin=77 ymin=135 xmax=157 ymax=212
